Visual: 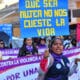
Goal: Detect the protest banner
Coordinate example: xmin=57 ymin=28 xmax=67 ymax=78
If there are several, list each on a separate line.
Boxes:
xmin=0 ymin=47 xmax=80 ymax=60
xmin=63 ymin=47 xmax=80 ymax=80
xmin=0 ymin=24 xmax=12 ymax=40
xmin=0 ymin=24 xmax=12 ymax=46
xmin=0 ymin=55 xmax=43 ymax=80
xmin=19 ymin=0 xmax=69 ymax=38
xmin=63 ymin=47 xmax=80 ymax=61
xmin=0 ymin=49 xmax=19 ymax=60
xmin=0 ymin=47 xmax=80 ymax=80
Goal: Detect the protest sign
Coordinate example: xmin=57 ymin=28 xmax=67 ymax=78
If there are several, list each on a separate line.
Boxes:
xmin=19 ymin=0 xmax=69 ymax=38
xmin=0 ymin=24 xmax=12 ymax=46
xmin=0 ymin=47 xmax=80 ymax=80
xmin=0 ymin=24 xmax=12 ymax=40
xmin=0 ymin=55 xmax=43 ymax=80
xmin=0 ymin=49 xmax=19 ymax=60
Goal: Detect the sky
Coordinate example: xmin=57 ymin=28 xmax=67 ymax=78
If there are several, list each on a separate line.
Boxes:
xmin=0 ymin=0 xmax=19 ymax=9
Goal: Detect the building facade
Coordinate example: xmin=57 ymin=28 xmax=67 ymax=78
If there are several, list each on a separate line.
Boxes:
xmin=0 ymin=0 xmax=80 ymax=37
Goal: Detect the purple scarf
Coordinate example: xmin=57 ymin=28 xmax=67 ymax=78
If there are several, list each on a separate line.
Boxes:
xmin=51 ymin=52 xmax=63 ymax=62
xmin=38 ymin=44 xmax=47 ymax=48
xmin=26 ymin=45 xmax=33 ymax=52
xmin=46 ymin=53 xmax=63 ymax=80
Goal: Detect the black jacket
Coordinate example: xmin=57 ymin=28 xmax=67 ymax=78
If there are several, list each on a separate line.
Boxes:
xmin=18 ymin=45 xmax=38 ymax=57
xmin=44 ymin=56 xmax=70 ymax=80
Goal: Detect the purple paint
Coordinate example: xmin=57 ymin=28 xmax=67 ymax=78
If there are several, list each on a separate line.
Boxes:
xmin=5 ymin=73 xmax=20 ymax=80
xmin=23 ymin=67 xmax=38 ymax=77
xmin=0 ymin=55 xmax=43 ymax=71
xmin=0 ymin=48 xmax=19 ymax=55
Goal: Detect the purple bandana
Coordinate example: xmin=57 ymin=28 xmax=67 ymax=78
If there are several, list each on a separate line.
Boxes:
xmin=26 ymin=45 xmax=33 ymax=52
xmin=51 ymin=52 xmax=63 ymax=62
xmin=38 ymin=44 xmax=47 ymax=48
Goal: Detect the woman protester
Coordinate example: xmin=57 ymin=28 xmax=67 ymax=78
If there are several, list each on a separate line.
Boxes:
xmin=18 ymin=38 xmax=38 ymax=57
xmin=0 ymin=40 xmax=5 ymax=49
xmin=38 ymin=38 xmax=47 ymax=54
xmin=38 ymin=38 xmax=79 ymax=80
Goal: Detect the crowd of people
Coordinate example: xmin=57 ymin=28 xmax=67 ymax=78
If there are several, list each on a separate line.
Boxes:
xmin=38 ymin=37 xmax=80 ymax=80
xmin=17 ymin=35 xmax=78 ymax=56
xmin=0 ymin=36 xmax=80 ymax=80
xmin=0 ymin=35 xmax=79 ymax=56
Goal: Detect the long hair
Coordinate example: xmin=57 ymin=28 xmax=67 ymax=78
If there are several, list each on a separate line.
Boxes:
xmin=49 ymin=38 xmax=63 ymax=53
xmin=0 ymin=39 xmax=5 ymax=48
xmin=23 ymin=38 xmax=27 ymax=46
xmin=22 ymin=38 xmax=33 ymax=47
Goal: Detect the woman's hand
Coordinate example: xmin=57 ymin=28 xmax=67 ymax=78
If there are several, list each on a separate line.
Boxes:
xmin=40 ymin=49 xmax=49 ymax=72
xmin=44 ymin=49 xmax=49 ymax=58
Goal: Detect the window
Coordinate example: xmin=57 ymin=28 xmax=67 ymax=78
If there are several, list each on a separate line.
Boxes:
xmin=73 ymin=9 xmax=80 ymax=17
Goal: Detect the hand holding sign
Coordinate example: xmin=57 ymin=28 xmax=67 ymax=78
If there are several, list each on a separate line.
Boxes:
xmin=40 ymin=49 xmax=50 ymax=72
xmin=44 ymin=49 xmax=50 ymax=58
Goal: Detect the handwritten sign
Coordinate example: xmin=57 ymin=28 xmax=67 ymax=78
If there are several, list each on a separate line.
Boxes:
xmin=0 ymin=24 xmax=12 ymax=39
xmin=19 ymin=0 xmax=69 ymax=38
xmin=0 ymin=55 xmax=43 ymax=80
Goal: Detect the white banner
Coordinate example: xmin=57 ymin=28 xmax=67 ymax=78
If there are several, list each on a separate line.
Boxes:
xmin=0 ymin=47 xmax=80 ymax=80
xmin=1 ymin=63 xmax=39 ymax=80
xmin=0 ymin=55 xmax=43 ymax=80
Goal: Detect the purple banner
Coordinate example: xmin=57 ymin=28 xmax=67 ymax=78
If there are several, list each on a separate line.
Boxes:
xmin=0 ymin=47 xmax=80 ymax=71
xmin=63 ymin=47 xmax=80 ymax=57
xmin=0 ymin=55 xmax=43 ymax=71
xmin=0 ymin=49 xmax=19 ymax=56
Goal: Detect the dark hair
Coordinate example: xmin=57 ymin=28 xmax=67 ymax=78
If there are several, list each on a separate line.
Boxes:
xmin=22 ymin=38 xmax=33 ymax=46
xmin=40 ymin=38 xmax=46 ymax=42
xmin=71 ymin=39 xmax=76 ymax=47
xmin=23 ymin=38 xmax=27 ymax=45
xmin=0 ymin=39 xmax=3 ymax=42
xmin=0 ymin=39 xmax=5 ymax=47
xmin=50 ymin=38 xmax=63 ymax=48
xmin=49 ymin=38 xmax=63 ymax=53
